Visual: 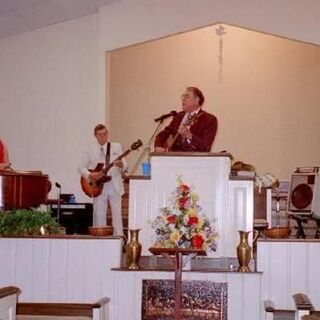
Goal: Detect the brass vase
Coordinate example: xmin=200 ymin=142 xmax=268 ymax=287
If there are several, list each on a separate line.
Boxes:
xmin=126 ymin=229 xmax=142 ymax=270
xmin=237 ymin=230 xmax=252 ymax=272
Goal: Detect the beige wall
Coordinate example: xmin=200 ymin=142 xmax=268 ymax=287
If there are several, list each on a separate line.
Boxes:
xmin=99 ymin=0 xmax=320 ymax=51
xmin=109 ymin=24 xmax=320 ymax=179
xmin=0 ymin=14 xmax=103 ymax=200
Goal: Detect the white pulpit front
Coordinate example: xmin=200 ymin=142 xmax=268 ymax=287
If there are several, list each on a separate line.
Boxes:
xmin=129 ymin=152 xmax=254 ymax=257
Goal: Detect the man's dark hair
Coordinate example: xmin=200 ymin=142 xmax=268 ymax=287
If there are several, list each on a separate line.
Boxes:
xmin=187 ymin=86 xmax=205 ymax=106
xmin=94 ymin=124 xmax=108 ymax=135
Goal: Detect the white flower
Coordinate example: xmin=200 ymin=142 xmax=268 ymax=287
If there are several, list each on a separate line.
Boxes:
xmin=180 ymin=226 xmax=187 ymax=234
xmin=168 ymin=223 xmax=176 ymax=231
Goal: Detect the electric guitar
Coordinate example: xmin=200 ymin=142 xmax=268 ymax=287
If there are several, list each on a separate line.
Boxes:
xmin=80 ymin=139 xmax=142 ymax=198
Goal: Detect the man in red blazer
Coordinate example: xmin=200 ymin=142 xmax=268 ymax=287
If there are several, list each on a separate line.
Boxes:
xmin=154 ymin=87 xmax=217 ymax=152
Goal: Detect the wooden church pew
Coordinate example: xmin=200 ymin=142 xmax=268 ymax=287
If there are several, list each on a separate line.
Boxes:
xmin=17 ymin=297 xmax=110 ymax=320
xmin=264 ymin=299 xmax=295 ymax=320
xmin=0 ymin=286 xmax=20 ymax=320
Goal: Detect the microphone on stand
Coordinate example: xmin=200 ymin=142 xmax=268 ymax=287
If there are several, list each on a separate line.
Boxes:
xmin=55 ymin=182 xmax=62 ymax=224
xmin=130 ymin=110 xmax=177 ymax=175
xmin=154 ymin=110 xmax=177 ymax=122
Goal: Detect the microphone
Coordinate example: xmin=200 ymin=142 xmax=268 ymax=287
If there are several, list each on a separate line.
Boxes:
xmin=55 ymin=182 xmax=61 ymax=223
xmin=154 ymin=110 xmax=177 ymax=122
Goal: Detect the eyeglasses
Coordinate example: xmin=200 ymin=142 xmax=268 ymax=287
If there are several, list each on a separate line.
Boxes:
xmin=180 ymin=93 xmax=193 ymax=100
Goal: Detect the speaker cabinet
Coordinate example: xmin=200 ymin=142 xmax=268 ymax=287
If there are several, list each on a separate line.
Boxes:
xmin=50 ymin=203 xmax=93 ymax=234
xmin=288 ymin=172 xmax=320 ymax=218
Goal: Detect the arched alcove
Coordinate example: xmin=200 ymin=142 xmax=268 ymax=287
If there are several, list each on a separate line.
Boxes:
xmin=106 ymin=23 xmax=320 ymax=179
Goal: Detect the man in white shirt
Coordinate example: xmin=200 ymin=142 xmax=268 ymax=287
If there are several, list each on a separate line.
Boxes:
xmin=78 ymin=124 xmax=127 ymax=235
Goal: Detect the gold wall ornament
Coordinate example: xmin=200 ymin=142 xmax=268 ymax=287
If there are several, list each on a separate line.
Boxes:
xmin=236 ymin=230 xmax=258 ymax=272
xmin=126 ymin=229 xmax=142 ymax=270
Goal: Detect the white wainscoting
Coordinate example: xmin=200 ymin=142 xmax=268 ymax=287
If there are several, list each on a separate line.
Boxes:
xmin=0 ymin=237 xmax=122 ymax=303
xmin=128 ymin=177 xmax=152 ymax=256
xmin=227 ymin=179 xmax=254 ymax=256
xmin=111 ymin=270 xmax=262 ymax=320
xmin=257 ymin=240 xmax=320 ymax=313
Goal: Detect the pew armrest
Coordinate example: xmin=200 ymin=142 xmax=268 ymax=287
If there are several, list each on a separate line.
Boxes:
xmin=0 ymin=286 xmax=20 ymax=299
xmin=264 ymin=299 xmax=295 ymax=320
xmin=264 ymin=300 xmax=275 ymax=313
xmin=93 ymin=297 xmax=110 ymax=320
xmin=293 ymin=293 xmax=314 ymax=320
xmin=0 ymin=286 xmax=20 ymax=320
xmin=293 ymin=293 xmax=314 ymax=311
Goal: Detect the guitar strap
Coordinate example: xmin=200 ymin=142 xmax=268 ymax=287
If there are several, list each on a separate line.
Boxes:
xmin=105 ymin=142 xmax=111 ymax=166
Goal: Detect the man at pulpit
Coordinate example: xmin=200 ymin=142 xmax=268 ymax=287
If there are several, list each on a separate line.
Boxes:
xmin=0 ymin=139 xmax=11 ymax=170
xmin=154 ymin=86 xmax=218 ymax=152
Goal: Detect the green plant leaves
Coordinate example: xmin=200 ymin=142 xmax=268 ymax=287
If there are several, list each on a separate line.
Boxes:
xmin=0 ymin=208 xmax=60 ymax=236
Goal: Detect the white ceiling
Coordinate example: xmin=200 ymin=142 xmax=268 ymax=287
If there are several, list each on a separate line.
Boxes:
xmin=0 ymin=0 xmax=122 ymax=39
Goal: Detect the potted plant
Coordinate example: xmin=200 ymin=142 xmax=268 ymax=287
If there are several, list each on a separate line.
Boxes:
xmin=0 ymin=208 xmax=61 ymax=236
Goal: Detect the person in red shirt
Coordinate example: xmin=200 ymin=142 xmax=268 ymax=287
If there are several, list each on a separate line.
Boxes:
xmin=154 ymin=87 xmax=217 ymax=152
xmin=0 ymin=139 xmax=10 ymax=170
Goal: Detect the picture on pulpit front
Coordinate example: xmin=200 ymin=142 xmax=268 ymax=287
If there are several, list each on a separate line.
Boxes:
xmin=142 ymin=280 xmax=227 ymax=320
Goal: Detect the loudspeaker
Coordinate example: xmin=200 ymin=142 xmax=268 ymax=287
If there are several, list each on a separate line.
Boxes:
xmin=288 ymin=171 xmax=320 ymax=218
xmin=50 ymin=203 xmax=93 ymax=234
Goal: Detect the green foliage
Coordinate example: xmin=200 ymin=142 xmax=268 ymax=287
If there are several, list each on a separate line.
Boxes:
xmin=0 ymin=208 xmax=60 ymax=236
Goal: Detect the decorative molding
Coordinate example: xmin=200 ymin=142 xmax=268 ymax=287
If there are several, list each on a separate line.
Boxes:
xmin=215 ymin=23 xmax=226 ymax=83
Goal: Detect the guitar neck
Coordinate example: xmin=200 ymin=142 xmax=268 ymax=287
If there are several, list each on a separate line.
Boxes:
xmin=103 ymin=149 xmax=131 ymax=173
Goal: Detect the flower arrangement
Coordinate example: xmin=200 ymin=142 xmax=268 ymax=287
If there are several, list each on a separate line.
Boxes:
xmin=151 ymin=175 xmax=218 ymax=251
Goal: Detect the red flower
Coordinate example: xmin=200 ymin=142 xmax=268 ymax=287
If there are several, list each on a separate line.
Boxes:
xmin=187 ymin=216 xmax=198 ymax=226
xmin=191 ymin=235 xmax=204 ymax=249
xmin=167 ymin=215 xmax=177 ymax=224
xmin=179 ymin=197 xmax=188 ymax=209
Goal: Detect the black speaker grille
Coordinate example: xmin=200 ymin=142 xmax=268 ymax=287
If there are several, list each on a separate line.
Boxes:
xmin=50 ymin=203 xmax=93 ymax=234
xmin=291 ymin=183 xmax=313 ymax=210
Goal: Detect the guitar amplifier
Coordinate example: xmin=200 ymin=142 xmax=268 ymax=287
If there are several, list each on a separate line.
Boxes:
xmin=50 ymin=203 xmax=93 ymax=234
xmin=288 ymin=167 xmax=320 ymax=218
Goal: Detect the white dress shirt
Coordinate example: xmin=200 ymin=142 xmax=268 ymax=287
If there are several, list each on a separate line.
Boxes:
xmin=78 ymin=142 xmax=128 ymax=196
xmin=180 ymin=107 xmax=202 ymax=144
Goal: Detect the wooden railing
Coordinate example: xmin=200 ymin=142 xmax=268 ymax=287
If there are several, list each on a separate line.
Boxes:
xmin=17 ymin=297 xmax=110 ymax=320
